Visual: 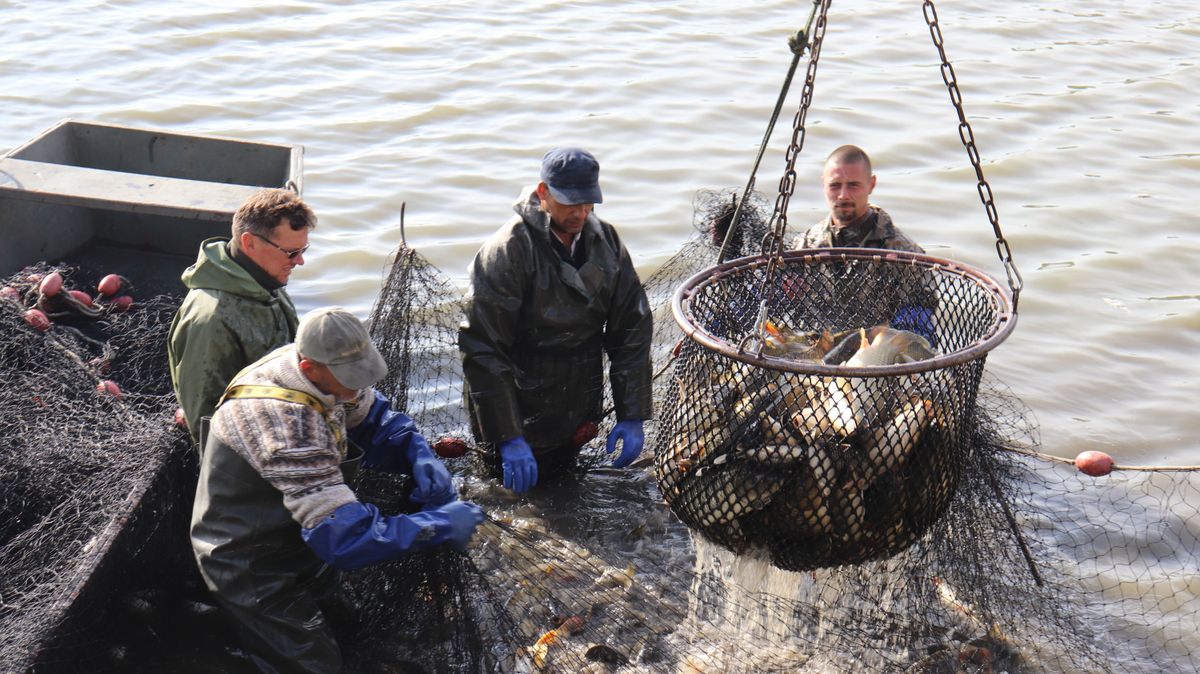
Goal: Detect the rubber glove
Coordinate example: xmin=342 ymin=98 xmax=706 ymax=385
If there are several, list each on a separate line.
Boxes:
xmin=409 ymin=445 xmax=456 ymax=507
xmin=605 ymin=419 xmax=645 ymax=468
xmin=498 ymin=436 xmax=538 ymax=494
xmin=439 ymin=500 xmax=486 ymax=550
xmin=349 ymin=390 xmax=419 ymax=473
xmin=302 ymin=500 xmax=484 ymax=571
xmin=891 ymin=305 xmax=936 ymax=346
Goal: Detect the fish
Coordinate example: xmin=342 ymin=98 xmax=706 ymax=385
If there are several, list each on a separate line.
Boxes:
xmin=757 ymin=442 xmax=836 ymax=538
xmin=759 ymin=411 xmax=802 ymax=447
xmin=742 ymin=442 xmax=808 ymax=466
xmin=761 ymin=320 xmax=835 ymax=361
xmin=680 ymin=459 xmax=782 ymax=526
xmin=668 ymin=422 xmax=733 ymax=474
xmin=931 ymin=575 xmax=1023 ymax=666
xmin=811 ymin=325 xmax=938 ymax=437
xmin=850 ymin=397 xmax=933 ymax=489
xmin=594 ymin=563 xmax=636 ymax=591
xmin=822 ymin=327 xmax=866 ymax=365
xmin=529 ymin=627 xmax=563 ymax=670
xmin=821 ymin=375 xmax=867 ymax=437
xmin=848 ymin=326 xmax=937 ymax=366
xmin=584 ymin=643 xmax=629 ymax=667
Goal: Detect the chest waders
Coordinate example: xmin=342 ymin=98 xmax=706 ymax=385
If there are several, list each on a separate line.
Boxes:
xmin=192 ymin=385 xmax=362 ymax=674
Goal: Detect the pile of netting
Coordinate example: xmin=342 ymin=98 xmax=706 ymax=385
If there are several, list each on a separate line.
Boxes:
xmin=0 ymin=263 xmax=193 ymax=672
xmin=350 ymin=188 xmax=1198 ymax=674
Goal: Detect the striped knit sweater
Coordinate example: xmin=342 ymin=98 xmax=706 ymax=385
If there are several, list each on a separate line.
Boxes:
xmin=209 ymin=344 xmax=374 ymax=529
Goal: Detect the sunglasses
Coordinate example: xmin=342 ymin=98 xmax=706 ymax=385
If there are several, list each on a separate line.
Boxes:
xmin=253 ymin=232 xmax=309 ymax=260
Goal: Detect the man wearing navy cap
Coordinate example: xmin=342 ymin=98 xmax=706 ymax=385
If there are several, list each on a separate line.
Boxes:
xmin=459 ymin=148 xmax=653 ymax=493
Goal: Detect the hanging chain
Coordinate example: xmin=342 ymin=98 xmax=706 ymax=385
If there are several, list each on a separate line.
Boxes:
xmin=762 ymin=0 xmax=831 ymax=261
xmin=739 ymin=0 xmax=831 ymax=357
xmin=923 ymin=0 xmax=1023 ymax=309
xmin=717 ymin=0 xmax=825 ymax=264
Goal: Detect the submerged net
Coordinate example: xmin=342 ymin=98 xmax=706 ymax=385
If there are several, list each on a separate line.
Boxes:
xmin=6 ymin=188 xmax=1196 ymax=673
xmin=0 ymin=264 xmax=193 ymax=672
xmin=353 ymin=192 xmax=1199 ymax=674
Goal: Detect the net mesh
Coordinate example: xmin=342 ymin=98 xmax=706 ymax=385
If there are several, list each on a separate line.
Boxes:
xmin=0 ymin=264 xmax=193 ymax=672
xmin=352 ymin=192 xmax=1198 ymax=674
xmin=5 ymin=190 xmax=1197 ymax=673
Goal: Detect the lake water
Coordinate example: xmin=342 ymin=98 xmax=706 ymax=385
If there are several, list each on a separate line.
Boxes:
xmin=4 ymin=0 xmax=1199 ymax=671
xmin=3 ymin=0 xmax=1196 ymax=464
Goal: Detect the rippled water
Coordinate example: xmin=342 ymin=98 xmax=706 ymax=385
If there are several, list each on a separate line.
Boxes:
xmin=4 ymin=0 xmax=1197 ymax=463
xmin=3 ymin=1 xmax=1199 ymax=671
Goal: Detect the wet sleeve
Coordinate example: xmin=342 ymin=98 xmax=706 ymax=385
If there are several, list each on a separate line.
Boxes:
xmin=603 ymin=233 xmax=654 ymax=421
xmin=171 ymin=301 xmax=251 ymax=441
xmin=458 ymin=235 xmax=528 ymax=443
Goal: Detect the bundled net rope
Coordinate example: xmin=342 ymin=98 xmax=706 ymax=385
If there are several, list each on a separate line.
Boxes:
xmin=0 ymin=264 xmax=192 ymax=672
xmin=354 ymin=194 xmax=1198 ymax=674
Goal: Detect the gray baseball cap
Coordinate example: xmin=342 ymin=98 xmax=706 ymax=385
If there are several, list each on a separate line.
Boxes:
xmin=296 ymin=307 xmax=388 ymax=390
xmin=540 ymin=147 xmax=603 ymax=205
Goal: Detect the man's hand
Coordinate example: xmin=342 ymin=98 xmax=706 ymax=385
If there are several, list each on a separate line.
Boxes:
xmin=605 ymin=420 xmax=644 ymax=468
xmin=499 ymin=436 xmax=538 ymax=493
xmin=410 ymin=449 xmax=456 ymax=506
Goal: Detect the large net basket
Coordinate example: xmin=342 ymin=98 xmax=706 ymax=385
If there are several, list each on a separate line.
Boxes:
xmin=656 ymin=248 xmax=1016 ymax=571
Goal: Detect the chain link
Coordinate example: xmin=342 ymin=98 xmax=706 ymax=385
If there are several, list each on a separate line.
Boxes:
xmin=762 ymin=0 xmax=831 ymax=262
xmin=740 ymin=0 xmax=831 ymax=357
xmin=923 ymin=0 xmax=1023 ymax=309
xmin=744 ymin=0 xmax=831 ymax=344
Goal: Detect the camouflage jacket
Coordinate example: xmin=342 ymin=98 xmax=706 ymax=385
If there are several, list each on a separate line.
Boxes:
xmin=791 ymin=206 xmax=923 ymax=253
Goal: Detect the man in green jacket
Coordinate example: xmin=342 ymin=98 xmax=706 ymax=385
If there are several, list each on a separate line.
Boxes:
xmin=168 ymin=188 xmax=316 ymax=446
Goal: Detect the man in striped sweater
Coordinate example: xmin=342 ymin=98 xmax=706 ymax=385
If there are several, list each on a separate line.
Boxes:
xmin=192 ymin=306 xmax=483 ymax=673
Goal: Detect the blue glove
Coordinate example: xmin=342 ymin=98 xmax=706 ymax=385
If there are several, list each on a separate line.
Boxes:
xmin=891 ymin=306 xmax=936 ymax=346
xmin=349 ymin=390 xmax=420 ymax=473
xmin=302 ymin=500 xmax=483 ymax=571
xmin=498 ymin=436 xmax=538 ymax=494
xmin=605 ymin=420 xmax=645 ymax=468
xmin=437 ymin=500 xmax=487 ymax=550
xmin=410 ymin=446 xmax=456 ymax=507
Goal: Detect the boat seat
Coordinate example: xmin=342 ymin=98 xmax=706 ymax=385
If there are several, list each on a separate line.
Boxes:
xmin=0 ymin=157 xmax=264 ymax=222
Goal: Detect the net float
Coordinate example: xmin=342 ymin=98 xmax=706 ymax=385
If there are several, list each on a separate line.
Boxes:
xmin=174 ymin=408 xmax=188 ymax=430
xmin=107 ymin=295 xmax=134 ymax=312
xmin=88 ymin=357 xmax=112 ymax=375
xmin=39 ymin=271 xmax=64 ymax=298
xmin=68 ymin=290 xmax=94 ymax=307
xmin=96 ymin=379 xmax=122 ymax=398
xmin=1 ymin=286 xmax=20 ymax=303
xmin=432 ymin=437 xmax=482 ymax=459
xmin=97 ymin=274 xmax=128 ymax=298
xmin=1074 ymin=450 xmax=1114 ymax=477
xmin=571 ymin=420 xmax=599 ymax=449
xmin=24 ymin=308 xmax=52 ymax=331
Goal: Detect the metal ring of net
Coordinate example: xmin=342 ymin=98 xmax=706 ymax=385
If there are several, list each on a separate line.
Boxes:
xmin=656 ymin=248 xmax=1016 ymax=571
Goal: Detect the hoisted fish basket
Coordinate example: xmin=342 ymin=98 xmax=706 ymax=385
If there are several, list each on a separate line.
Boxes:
xmin=656 ymin=248 xmax=1016 ymax=571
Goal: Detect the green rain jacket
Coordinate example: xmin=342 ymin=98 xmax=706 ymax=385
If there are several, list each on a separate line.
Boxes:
xmin=459 ymin=186 xmax=653 ymax=462
xmin=168 ymin=238 xmax=299 ymax=443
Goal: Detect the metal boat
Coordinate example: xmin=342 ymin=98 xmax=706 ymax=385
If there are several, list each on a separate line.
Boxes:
xmin=0 ymin=119 xmax=302 ymax=672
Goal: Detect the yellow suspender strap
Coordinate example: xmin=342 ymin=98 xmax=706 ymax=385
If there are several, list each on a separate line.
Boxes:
xmin=219 ymin=384 xmax=330 ymax=415
xmin=218 ymin=384 xmax=346 ymax=457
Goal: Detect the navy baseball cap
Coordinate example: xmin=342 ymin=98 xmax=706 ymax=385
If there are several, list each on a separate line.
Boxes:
xmin=540 ymin=148 xmax=603 ymax=205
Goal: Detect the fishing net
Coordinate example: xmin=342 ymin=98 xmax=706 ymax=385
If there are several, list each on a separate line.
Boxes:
xmin=0 ymin=264 xmax=195 ymax=672
xmin=349 ymin=189 xmax=1198 ymax=674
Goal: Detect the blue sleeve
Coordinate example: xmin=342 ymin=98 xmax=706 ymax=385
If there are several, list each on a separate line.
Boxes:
xmin=891 ymin=305 xmax=937 ymax=347
xmin=301 ymin=501 xmax=451 ymax=571
xmin=347 ymin=390 xmax=423 ymax=473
